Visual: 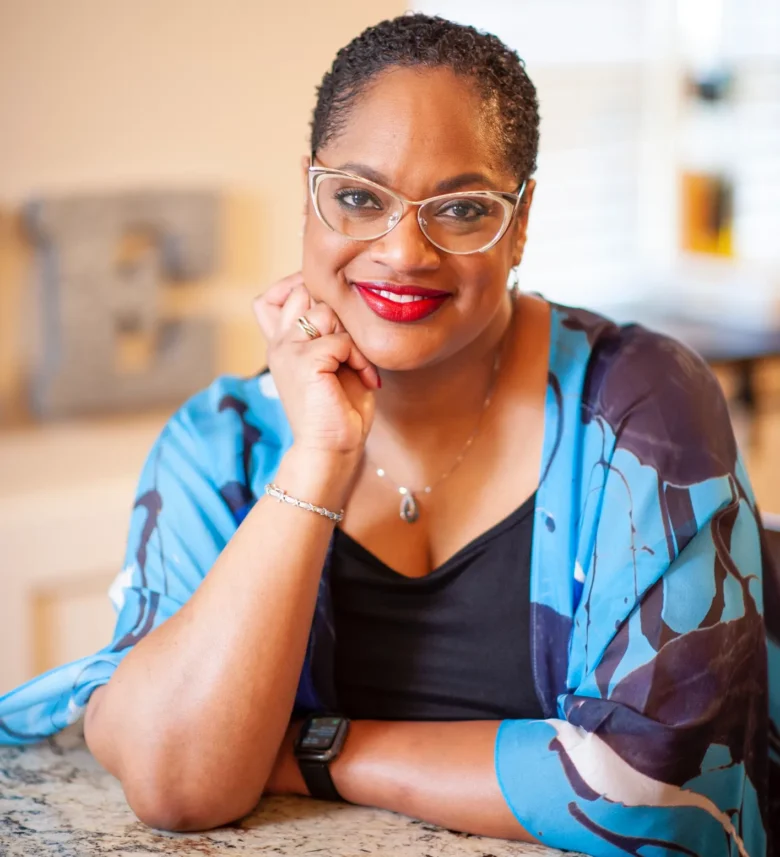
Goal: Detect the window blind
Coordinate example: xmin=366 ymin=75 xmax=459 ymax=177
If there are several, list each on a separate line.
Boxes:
xmin=412 ymin=0 xmax=659 ymax=307
xmin=411 ymin=0 xmax=779 ymax=306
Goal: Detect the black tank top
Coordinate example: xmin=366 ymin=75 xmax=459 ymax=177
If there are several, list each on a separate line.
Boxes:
xmin=330 ymin=493 xmax=544 ymax=721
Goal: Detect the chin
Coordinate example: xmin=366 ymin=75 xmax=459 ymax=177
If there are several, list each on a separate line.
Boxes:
xmin=348 ymin=324 xmax=456 ymax=374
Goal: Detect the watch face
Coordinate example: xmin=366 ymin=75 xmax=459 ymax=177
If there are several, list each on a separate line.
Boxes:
xmin=299 ymin=716 xmax=342 ymax=752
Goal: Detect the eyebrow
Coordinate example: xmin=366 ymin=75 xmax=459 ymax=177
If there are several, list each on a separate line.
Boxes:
xmin=335 ymin=162 xmax=500 ymax=194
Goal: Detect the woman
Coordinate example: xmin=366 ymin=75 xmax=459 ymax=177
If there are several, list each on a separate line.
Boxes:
xmin=1 ymin=14 xmax=777 ymax=856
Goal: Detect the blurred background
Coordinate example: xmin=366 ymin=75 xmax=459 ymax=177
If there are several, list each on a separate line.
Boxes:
xmin=1 ymin=0 xmax=778 ymax=693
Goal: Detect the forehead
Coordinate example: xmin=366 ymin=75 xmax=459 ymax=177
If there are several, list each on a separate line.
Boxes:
xmin=317 ymin=67 xmax=510 ymax=194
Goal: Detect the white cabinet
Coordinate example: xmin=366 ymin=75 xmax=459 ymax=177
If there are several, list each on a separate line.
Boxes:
xmin=0 ymin=415 xmax=166 ymax=695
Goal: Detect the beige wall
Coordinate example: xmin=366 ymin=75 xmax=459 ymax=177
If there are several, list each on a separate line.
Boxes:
xmin=0 ymin=0 xmax=406 ymax=419
xmin=0 ymin=0 xmax=408 ymax=688
xmin=0 ymin=0 xmax=405 ymax=270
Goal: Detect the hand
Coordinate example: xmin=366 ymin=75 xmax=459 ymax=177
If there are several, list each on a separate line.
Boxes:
xmin=254 ymin=272 xmax=379 ymax=456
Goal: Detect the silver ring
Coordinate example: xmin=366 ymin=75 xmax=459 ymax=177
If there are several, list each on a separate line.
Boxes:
xmin=296 ymin=316 xmax=321 ymax=340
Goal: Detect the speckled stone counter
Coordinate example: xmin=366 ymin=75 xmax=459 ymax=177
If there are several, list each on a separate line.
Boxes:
xmin=0 ymin=725 xmax=580 ymax=856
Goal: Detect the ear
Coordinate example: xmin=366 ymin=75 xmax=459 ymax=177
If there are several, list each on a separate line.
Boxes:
xmin=510 ymin=179 xmax=536 ymax=267
xmin=300 ymin=153 xmax=311 ymax=217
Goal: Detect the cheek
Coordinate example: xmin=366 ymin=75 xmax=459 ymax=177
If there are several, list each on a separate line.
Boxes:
xmin=456 ymin=256 xmax=509 ymax=307
xmin=301 ymin=226 xmax=362 ymax=302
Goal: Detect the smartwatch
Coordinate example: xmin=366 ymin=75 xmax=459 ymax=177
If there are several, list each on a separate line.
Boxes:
xmin=293 ymin=714 xmax=350 ymax=802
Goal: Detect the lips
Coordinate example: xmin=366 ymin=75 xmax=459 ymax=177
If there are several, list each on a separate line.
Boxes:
xmin=353 ymin=282 xmax=451 ymax=323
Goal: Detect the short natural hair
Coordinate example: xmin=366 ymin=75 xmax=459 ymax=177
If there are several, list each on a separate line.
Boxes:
xmin=311 ymin=13 xmax=540 ymax=183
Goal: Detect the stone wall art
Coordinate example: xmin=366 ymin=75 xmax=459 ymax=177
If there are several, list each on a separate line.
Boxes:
xmin=24 ymin=191 xmax=219 ymax=419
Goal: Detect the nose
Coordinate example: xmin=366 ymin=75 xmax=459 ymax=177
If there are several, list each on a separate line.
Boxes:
xmin=368 ymin=206 xmax=441 ymax=272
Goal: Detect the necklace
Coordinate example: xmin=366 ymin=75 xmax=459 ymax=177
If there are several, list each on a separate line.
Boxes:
xmin=369 ymin=294 xmax=516 ymax=524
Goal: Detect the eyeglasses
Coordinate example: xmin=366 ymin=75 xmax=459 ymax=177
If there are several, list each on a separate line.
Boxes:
xmin=308 ymin=158 xmax=526 ymax=256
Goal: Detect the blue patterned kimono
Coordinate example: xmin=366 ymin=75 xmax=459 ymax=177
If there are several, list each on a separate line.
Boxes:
xmin=1 ymin=302 xmax=778 ymax=856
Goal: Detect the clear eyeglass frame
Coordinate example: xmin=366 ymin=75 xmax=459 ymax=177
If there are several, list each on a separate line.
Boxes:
xmin=308 ymin=159 xmax=527 ymax=256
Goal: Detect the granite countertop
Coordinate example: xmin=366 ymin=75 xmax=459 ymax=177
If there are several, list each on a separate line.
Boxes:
xmin=0 ymin=725 xmax=580 ymax=857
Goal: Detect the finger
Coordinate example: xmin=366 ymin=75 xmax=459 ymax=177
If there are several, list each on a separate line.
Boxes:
xmin=288 ymin=301 xmax=341 ymax=342
xmin=309 ymin=299 xmax=346 ymax=334
xmin=307 ymin=332 xmax=380 ymax=390
xmin=304 ymin=306 xmax=378 ymax=389
xmin=253 ymin=273 xmax=305 ymax=339
xmin=277 ymin=284 xmax=315 ymax=340
xmin=286 ymin=300 xmax=378 ymax=388
xmin=258 ymin=272 xmax=305 ymax=309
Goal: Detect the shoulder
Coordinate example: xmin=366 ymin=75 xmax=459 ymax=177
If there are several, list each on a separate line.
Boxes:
xmin=550 ymin=302 xmax=738 ymax=479
xmin=167 ymin=370 xmax=289 ymax=446
xmin=147 ymin=370 xmax=292 ymax=514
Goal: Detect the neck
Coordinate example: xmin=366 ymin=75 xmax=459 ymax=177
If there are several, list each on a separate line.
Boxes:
xmin=369 ymin=291 xmax=516 ymax=447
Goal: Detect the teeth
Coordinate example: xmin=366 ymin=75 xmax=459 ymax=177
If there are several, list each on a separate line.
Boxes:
xmin=375 ymin=289 xmax=429 ymax=303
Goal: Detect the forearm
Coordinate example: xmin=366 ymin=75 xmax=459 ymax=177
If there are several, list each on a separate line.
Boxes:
xmin=273 ymin=720 xmax=534 ymax=842
xmin=335 ymin=721 xmax=534 ymax=840
xmin=86 ymin=446 xmax=358 ymax=829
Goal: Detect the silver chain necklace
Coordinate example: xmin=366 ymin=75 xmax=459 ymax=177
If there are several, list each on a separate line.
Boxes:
xmin=368 ymin=295 xmax=516 ymax=524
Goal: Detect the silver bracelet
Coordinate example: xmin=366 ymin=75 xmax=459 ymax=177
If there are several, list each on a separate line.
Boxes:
xmin=264 ymin=483 xmax=344 ymax=523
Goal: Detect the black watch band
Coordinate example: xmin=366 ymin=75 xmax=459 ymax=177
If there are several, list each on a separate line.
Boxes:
xmin=298 ymin=759 xmax=343 ymax=802
xmin=294 ymin=714 xmax=350 ymax=802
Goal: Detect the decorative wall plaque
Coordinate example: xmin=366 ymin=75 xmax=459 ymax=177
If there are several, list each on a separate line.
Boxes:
xmin=24 ymin=191 xmax=219 ymax=418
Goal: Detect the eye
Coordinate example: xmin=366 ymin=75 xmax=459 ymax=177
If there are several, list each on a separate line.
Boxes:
xmin=334 ymin=188 xmax=384 ymax=211
xmin=436 ymin=198 xmax=490 ymax=222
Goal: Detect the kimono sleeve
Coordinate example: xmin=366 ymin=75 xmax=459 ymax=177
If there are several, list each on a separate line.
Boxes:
xmin=496 ymin=329 xmax=769 ymax=856
xmin=0 ymin=412 xmax=239 ymax=745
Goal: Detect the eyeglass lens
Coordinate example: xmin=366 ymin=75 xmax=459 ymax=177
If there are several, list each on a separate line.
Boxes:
xmin=314 ymin=174 xmax=510 ymax=253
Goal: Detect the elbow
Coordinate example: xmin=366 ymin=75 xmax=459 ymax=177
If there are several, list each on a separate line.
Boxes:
xmin=86 ymin=691 xmax=264 ymax=830
xmin=125 ymin=778 xmax=261 ymax=832
xmin=128 ymin=797 xmax=226 ymax=833
xmin=120 ymin=751 xmax=266 ymax=831
xmin=126 ymin=794 xmax=196 ymax=832
xmin=127 ymin=787 xmax=209 ymax=832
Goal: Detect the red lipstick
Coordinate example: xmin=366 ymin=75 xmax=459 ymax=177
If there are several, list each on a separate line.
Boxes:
xmin=353 ymin=282 xmax=450 ymax=323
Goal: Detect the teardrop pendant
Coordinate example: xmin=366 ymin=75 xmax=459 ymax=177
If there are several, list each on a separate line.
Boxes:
xmin=399 ymin=491 xmax=420 ymax=523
